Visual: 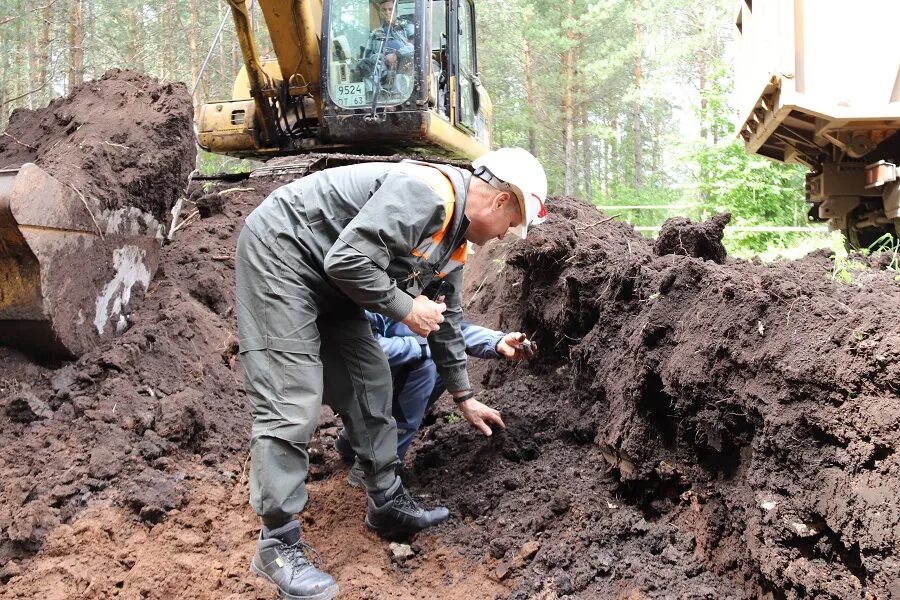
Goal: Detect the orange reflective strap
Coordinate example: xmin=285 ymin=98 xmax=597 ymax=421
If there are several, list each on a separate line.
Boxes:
xmin=436 ymin=242 xmax=469 ymax=278
xmin=393 ymin=162 xmax=458 ymax=259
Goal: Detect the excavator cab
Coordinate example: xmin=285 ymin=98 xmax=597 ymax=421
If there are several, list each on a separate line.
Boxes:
xmin=327 ymin=0 xmax=417 ymax=112
xmin=197 ymin=0 xmax=492 ymax=161
xmin=322 ymin=0 xmax=490 ymax=156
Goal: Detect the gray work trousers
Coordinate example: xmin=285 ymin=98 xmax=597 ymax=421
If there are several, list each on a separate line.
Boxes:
xmin=235 ymin=226 xmax=399 ymax=525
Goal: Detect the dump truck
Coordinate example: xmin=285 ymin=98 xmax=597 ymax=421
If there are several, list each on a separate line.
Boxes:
xmin=735 ymin=0 xmax=900 ymax=247
xmin=197 ymin=0 xmax=493 ymax=164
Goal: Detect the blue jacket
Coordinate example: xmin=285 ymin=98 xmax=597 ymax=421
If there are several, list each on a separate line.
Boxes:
xmin=365 ymin=311 xmax=506 ymax=460
xmin=366 ymin=311 xmax=504 ymax=366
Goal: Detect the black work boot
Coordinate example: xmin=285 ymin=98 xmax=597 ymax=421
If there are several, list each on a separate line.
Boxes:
xmin=250 ymin=521 xmax=338 ymax=600
xmin=334 ymin=429 xmax=356 ymax=465
xmin=346 ymin=459 xmax=366 ymax=489
xmin=365 ymin=476 xmax=449 ymax=540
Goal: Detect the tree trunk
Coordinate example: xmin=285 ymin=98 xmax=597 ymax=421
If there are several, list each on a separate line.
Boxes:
xmin=233 ymin=35 xmax=241 ymax=85
xmin=68 ymin=0 xmax=85 ymax=92
xmin=698 ymin=48 xmax=708 ymax=142
xmin=37 ymin=1 xmax=53 ymax=103
xmin=597 ymin=131 xmax=606 ymax=197
xmin=218 ymin=0 xmax=228 ymax=100
xmin=189 ymin=0 xmax=200 ymax=111
xmin=5 ymin=2 xmax=22 ymax=124
xmin=632 ymin=0 xmax=643 ymax=189
xmin=163 ymin=0 xmax=177 ymax=81
xmin=0 ymin=30 xmax=6 ymax=129
xmin=523 ymin=19 xmax=537 ymax=157
xmin=0 ymin=49 xmax=8 ymax=131
xmin=125 ymin=7 xmax=142 ymax=68
xmin=562 ymin=0 xmax=576 ymax=196
xmin=27 ymin=17 xmax=37 ymax=108
xmin=651 ymin=116 xmax=662 ymax=176
xmin=581 ymin=107 xmax=593 ymax=202
xmin=612 ymin=114 xmax=620 ymax=189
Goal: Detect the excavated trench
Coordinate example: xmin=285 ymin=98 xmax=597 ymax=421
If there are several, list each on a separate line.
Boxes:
xmin=1 ymin=71 xmax=899 ymax=599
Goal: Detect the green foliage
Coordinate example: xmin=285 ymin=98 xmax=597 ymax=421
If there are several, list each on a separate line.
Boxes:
xmin=1 ymin=0 xmax=827 ymax=261
xmin=730 ymin=231 xmax=836 ymax=262
xmin=694 ymin=140 xmax=807 ymax=226
xmin=444 ymin=412 xmax=463 ymax=424
xmin=827 ymin=234 xmax=876 ymax=286
xmin=196 ymin=151 xmax=260 ymax=176
xmin=831 ymin=253 xmax=869 ymax=286
xmin=594 ymin=183 xmax=689 ymax=229
xmin=1 ymin=0 xmax=250 ymax=127
xmin=692 ymin=133 xmax=813 ymax=257
xmin=477 ymin=0 xmax=822 ymax=259
xmin=869 ymin=233 xmax=900 ymax=271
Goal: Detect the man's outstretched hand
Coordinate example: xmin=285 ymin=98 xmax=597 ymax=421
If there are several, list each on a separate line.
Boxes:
xmin=402 ymin=295 xmax=446 ymax=337
xmin=496 ymin=332 xmax=537 ymax=361
xmin=457 ymin=397 xmax=506 ymax=437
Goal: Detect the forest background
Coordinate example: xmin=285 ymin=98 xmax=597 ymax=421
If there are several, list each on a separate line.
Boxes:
xmin=0 ymin=0 xmax=831 ymax=256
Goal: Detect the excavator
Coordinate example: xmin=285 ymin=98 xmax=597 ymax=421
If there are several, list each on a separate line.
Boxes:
xmin=198 ymin=0 xmax=492 ymax=164
xmin=0 ymin=0 xmax=493 ymax=358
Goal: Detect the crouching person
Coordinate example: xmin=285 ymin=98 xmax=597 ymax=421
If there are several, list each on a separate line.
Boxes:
xmin=336 ymin=311 xmax=537 ymax=484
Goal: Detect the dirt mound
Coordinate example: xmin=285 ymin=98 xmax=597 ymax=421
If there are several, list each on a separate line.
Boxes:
xmin=0 ymin=176 xmax=512 ymax=599
xmin=654 ymin=212 xmax=731 ymax=263
xmin=2 ymin=155 xmax=899 ymax=598
xmin=0 ymin=176 xmax=275 ymax=575
xmin=0 ymin=69 xmax=194 ymax=222
xmin=411 ymin=197 xmax=900 ymax=598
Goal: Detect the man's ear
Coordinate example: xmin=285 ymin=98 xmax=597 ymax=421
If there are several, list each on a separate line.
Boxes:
xmin=493 ymin=191 xmax=513 ymax=211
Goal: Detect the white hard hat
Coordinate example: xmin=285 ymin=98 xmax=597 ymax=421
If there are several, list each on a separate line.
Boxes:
xmin=472 ymin=147 xmax=548 ymax=239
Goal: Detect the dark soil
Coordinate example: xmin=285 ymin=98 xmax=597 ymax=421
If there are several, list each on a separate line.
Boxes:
xmin=0 ymin=69 xmax=194 ymax=223
xmin=0 ymin=176 xmax=271 ymax=571
xmin=2 ymin=73 xmax=899 ymax=599
xmin=654 ymin=212 xmax=731 ymax=263
xmin=411 ymin=196 xmax=900 ymax=598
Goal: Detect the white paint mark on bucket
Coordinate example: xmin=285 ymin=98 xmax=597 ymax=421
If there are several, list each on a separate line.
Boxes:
xmin=94 ymin=245 xmax=151 ymax=335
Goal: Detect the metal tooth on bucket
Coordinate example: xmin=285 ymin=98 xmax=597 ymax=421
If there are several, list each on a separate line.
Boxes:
xmin=0 ymin=163 xmax=162 ymax=358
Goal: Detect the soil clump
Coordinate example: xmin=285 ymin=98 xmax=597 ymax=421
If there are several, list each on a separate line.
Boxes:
xmin=0 ymin=69 xmax=194 ymax=222
xmin=653 ymin=212 xmax=731 ymax=263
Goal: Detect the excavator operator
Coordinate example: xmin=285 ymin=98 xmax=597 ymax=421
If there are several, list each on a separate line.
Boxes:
xmin=357 ymin=0 xmax=414 ymax=97
xmin=237 ymin=148 xmax=548 ymax=600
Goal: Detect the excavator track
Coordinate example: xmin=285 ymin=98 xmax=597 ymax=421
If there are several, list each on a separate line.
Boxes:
xmin=194 ymin=153 xmax=471 ymax=183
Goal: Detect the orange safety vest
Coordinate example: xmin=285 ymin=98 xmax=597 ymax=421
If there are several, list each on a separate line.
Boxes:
xmin=395 ymin=160 xmax=470 ymax=281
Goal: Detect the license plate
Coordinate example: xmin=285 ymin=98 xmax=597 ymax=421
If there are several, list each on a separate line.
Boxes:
xmin=335 ymin=82 xmax=366 ymax=107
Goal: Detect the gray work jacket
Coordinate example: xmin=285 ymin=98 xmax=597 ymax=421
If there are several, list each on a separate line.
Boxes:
xmin=244 ymin=161 xmax=473 ymax=392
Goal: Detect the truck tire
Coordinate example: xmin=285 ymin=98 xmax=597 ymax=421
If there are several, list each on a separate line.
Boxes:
xmin=843 ymin=211 xmax=895 ymax=250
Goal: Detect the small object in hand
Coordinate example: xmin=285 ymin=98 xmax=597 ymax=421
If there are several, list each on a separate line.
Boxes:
xmin=518 ymin=339 xmax=537 ymax=358
xmin=431 ymin=280 xmax=448 ymax=300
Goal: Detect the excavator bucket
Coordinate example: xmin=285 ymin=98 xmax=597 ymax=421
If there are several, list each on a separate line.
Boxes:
xmin=0 ymin=164 xmax=162 ymax=359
